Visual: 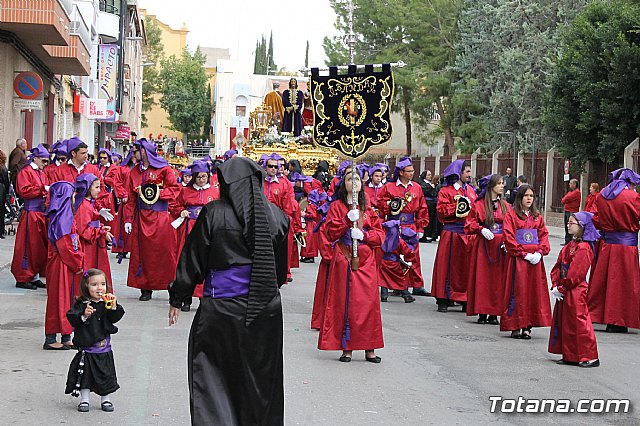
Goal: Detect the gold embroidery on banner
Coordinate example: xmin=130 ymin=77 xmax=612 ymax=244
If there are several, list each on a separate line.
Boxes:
xmin=327 ymin=76 xmax=377 ymax=97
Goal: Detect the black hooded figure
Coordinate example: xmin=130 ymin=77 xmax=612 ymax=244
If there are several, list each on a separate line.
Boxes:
xmin=169 ymin=157 xmax=289 ymax=426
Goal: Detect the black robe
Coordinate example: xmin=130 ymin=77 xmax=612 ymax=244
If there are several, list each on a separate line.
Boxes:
xmin=169 ymin=200 xmax=289 ymax=426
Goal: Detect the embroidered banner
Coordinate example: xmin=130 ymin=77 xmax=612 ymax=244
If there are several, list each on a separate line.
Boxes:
xmin=310 ymin=64 xmax=394 ymax=158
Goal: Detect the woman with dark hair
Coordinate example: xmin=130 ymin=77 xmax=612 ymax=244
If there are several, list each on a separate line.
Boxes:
xmin=313 ymin=160 xmax=332 ymax=192
xmin=0 ymin=150 xmax=9 ymax=238
xmin=168 ymin=157 xmax=289 ymax=425
xmin=319 ymin=167 xmax=385 ymax=363
xmin=501 ymin=184 xmax=552 ymax=339
xmin=464 ymin=174 xmax=510 ymax=325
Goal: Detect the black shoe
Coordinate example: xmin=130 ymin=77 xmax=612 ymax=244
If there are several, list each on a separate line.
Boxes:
xmin=477 ymin=314 xmax=487 ymax=324
xmin=139 ymin=290 xmax=152 ymax=301
xmin=365 ymin=355 xmax=382 ymax=363
xmin=181 ymin=304 xmax=191 ymax=312
xmin=486 ymin=316 xmax=499 ymax=325
xmin=578 ymin=359 xmax=600 ymax=368
xmin=31 ymin=279 xmax=46 ymax=289
xmin=437 ymin=303 xmax=448 ymax=313
xmin=300 ymin=257 xmax=315 ymax=263
xmin=556 ymin=359 xmax=578 ymax=365
xmin=391 ymin=290 xmax=402 ymax=297
xmin=605 ymin=324 xmax=628 ymax=333
xmin=101 ymin=401 xmax=115 ymax=412
xmin=419 ymin=237 xmax=428 ymax=243
xmin=461 ymin=303 xmax=467 ymax=313
xmin=77 ymin=402 xmax=90 ymax=412
xmin=403 ymin=295 xmax=416 ymax=303
xmin=287 ymin=277 xmax=293 ymax=282
xmin=380 ymin=296 xmax=388 ymax=302
xmin=412 ymin=288 xmax=430 ymax=296
xmin=16 ymin=281 xmax=37 ymax=290
xmin=338 ymin=355 xmax=352 ymax=363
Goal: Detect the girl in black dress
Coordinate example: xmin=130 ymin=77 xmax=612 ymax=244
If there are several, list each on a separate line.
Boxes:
xmin=65 ymin=268 xmax=124 ymax=412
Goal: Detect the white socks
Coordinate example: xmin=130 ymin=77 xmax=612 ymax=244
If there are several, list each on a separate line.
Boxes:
xmin=101 ymin=394 xmax=111 ymax=404
xmin=80 ymin=389 xmax=90 ymax=404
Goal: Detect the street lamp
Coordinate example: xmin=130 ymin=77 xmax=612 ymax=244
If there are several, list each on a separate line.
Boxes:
xmin=497 ymin=131 xmax=517 ymax=174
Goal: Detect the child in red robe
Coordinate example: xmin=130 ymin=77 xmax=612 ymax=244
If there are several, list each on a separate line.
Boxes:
xmin=549 ymin=212 xmax=600 ymax=367
xmin=74 ymin=173 xmax=114 ymax=292
xmin=44 ymin=181 xmax=84 ymax=350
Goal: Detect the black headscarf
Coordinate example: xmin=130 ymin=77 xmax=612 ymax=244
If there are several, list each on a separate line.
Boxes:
xmin=216 ymin=157 xmax=277 ymax=327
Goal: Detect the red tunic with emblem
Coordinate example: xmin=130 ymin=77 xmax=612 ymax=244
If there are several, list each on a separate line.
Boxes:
xmin=264 ymin=175 xmax=300 ymax=279
xmin=377 ymin=180 xmax=428 ymax=289
xmin=45 ymin=226 xmax=84 ymax=336
xmin=124 ymin=164 xmax=180 ymax=291
xmin=111 ymin=165 xmax=131 ymax=254
xmin=464 ymin=198 xmax=511 ymax=316
xmin=431 ymin=183 xmax=478 ymax=301
xmin=548 ymin=241 xmax=599 ymax=362
xmin=588 ymin=188 xmax=640 ymax=329
xmin=11 ymin=164 xmax=49 ymax=282
xmin=75 ymin=198 xmax=113 ymax=292
xmin=500 ymin=210 xmax=552 ymax=332
xmin=318 ymin=201 xmax=384 ymax=351
xmin=170 ymin=182 xmax=220 ymax=297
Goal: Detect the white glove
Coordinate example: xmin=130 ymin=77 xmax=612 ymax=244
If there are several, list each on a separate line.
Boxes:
xmin=530 ymin=252 xmax=542 ymax=265
xmin=44 ymin=185 xmax=50 ymax=192
xmin=124 ymin=223 xmax=132 ymax=234
xmin=351 ymin=227 xmax=364 ymax=241
xmin=524 ymin=253 xmax=535 ymax=263
xmin=99 ymin=208 xmax=114 ymax=221
xmin=417 ymin=232 xmax=424 ymax=239
xmin=347 ymin=209 xmax=360 ymax=222
xmin=481 ymin=228 xmax=495 ymax=240
xmin=551 ymin=287 xmax=564 ymax=301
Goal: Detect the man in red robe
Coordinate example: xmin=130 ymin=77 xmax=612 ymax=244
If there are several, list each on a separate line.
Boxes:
xmin=588 ymin=168 xmax=640 ymax=333
xmin=124 ymin=138 xmax=180 ymax=301
xmin=364 ymin=163 xmax=388 ymax=215
xmin=111 ymin=152 xmax=132 ymax=258
xmin=263 ymin=154 xmax=299 ymax=283
xmin=377 ymin=158 xmax=429 ymax=299
xmin=431 ymin=159 xmax=477 ymax=312
xmin=11 ymin=144 xmax=50 ymax=289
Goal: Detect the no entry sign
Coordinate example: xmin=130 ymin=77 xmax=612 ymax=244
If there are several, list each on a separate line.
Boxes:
xmin=13 ymin=72 xmax=43 ymax=100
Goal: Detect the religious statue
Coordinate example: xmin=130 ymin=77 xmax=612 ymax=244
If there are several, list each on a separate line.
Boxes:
xmin=263 ymin=81 xmax=285 ymax=130
xmin=281 ymin=78 xmax=304 ymax=137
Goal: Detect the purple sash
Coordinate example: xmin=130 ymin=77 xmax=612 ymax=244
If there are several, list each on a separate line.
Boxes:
xmin=186 ymin=205 xmax=203 ymax=220
xmin=443 ymin=222 xmax=465 ymax=234
xmin=137 ymin=199 xmax=168 ymax=212
xmin=83 ymin=336 xmax=112 ymax=354
xmin=203 ymin=265 xmax=251 ymax=298
xmin=388 ymin=212 xmax=415 ymax=224
xmin=602 ymin=231 xmax=638 ymax=247
xmin=486 ymin=223 xmax=503 ymax=234
xmin=516 ymin=228 xmax=539 ymax=245
xmin=383 ymin=253 xmax=400 ymax=262
xmin=23 ymin=198 xmax=45 ymax=212
xmin=89 ymin=220 xmax=100 ymax=228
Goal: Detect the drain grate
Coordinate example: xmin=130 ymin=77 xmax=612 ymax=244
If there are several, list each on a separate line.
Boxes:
xmin=440 ymin=334 xmax=497 ymax=342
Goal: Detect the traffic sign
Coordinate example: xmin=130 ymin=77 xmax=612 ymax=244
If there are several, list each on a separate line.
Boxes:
xmin=13 ymin=72 xmax=43 ymax=100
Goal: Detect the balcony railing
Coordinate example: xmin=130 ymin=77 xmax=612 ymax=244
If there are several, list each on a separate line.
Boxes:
xmin=59 ymin=0 xmax=74 ymax=17
xmin=99 ymin=0 xmax=120 ymax=15
xmin=70 ymin=5 xmax=91 ymax=50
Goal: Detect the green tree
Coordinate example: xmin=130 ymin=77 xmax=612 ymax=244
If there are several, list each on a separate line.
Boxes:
xmin=203 ymin=82 xmax=212 ymax=139
xmin=545 ymin=0 xmax=640 ymax=167
xmin=158 ymin=47 xmax=210 ymax=141
xmin=141 ymin=16 xmax=165 ymax=128
xmin=268 ymin=31 xmax=276 ymax=74
xmin=454 ymin=0 xmax=589 ymax=153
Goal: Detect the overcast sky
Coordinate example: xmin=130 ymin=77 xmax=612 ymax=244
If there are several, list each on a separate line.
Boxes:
xmin=138 ymin=0 xmax=338 ymax=72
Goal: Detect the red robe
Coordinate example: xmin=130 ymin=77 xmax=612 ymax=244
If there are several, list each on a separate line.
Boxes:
xmin=584 ymin=193 xmax=599 ymax=214
xmin=318 ymin=202 xmax=384 ymax=351
xmin=378 ymin=232 xmax=416 ymax=291
xmin=45 ymin=228 xmax=84 ymax=336
xmin=311 ymin=229 xmax=333 ymax=330
xmin=432 ymin=184 xmax=478 ymax=301
xmin=264 ymin=176 xmax=300 ymax=278
xmin=364 ymin=182 xmax=384 ymax=214
xmin=124 ymin=164 xmax=180 ymax=291
xmin=170 ymin=183 xmax=220 ymax=298
xmin=43 ymin=162 xmax=63 ymax=183
xmin=54 ymin=162 xmax=110 ymax=211
xmin=300 ymin=202 xmax=319 ymax=258
xmin=75 ymin=198 xmax=113 ymax=292
xmin=111 ymin=165 xmax=131 ymax=254
xmin=11 ymin=165 xmax=49 ymax=282
xmin=548 ymin=241 xmax=599 ymax=362
xmin=464 ymin=199 xmax=510 ymax=316
xmin=500 ymin=210 xmax=552 ymax=331
xmin=98 ymin=163 xmax=116 ymax=222
xmin=588 ymin=188 xmax=640 ymax=329
xmin=377 ymin=180 xmax=428 ymax=289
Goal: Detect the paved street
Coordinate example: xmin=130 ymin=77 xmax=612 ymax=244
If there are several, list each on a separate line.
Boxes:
xmin=0 ymin=229 xmax=638 ymax=425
